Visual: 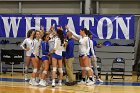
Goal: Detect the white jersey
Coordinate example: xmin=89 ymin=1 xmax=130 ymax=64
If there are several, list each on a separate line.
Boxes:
xmin=32 ymin=39 xmax=42 ymax=56
xmin=90 ymin=40 xmax=96 ymax=57
xmin=54 ymin=37 xmax=64 ymax=56
xmin=48 ymin=37 xmax=56 ymax=52
xmin=20 ymin=38 xmax=33 ymax=56
xmin=79 ymin=36 xmax=90 ymax=55
xmin=69 ymin=29 xmax=90 ymax=55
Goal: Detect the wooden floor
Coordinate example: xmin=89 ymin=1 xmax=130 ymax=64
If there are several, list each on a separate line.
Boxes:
xmin=0 ymin=72 xmax=140 ymax=93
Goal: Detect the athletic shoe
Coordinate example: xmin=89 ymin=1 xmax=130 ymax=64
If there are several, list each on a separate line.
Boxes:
xmin=52 ymin=82 xmax=55 ymax=87
xmin=92 ymin=77 xmax=95 ymax=83
xmin=86 ymin=78 xmax=90 ymax=83
xmin=29 ymin=79 xmax=32 ymax=85
xmin=86 ymin=78 xmax=95 ymax=83
xmin=46 ymin=78 xmax=52 ymax=84
xmin=86 ymin=80 xmax=94 ymax=86
xmin=57 ymin=80 xmax=62 ymax=86
xmin=39 ymin=80 xmax=48 ymax=87
xmin=36 ymin=77 xmax=40 ymax=83
xmin=24 ymin=74 xmax=28 ymax=81
xmin=96 ymin=79 xmax=103 ymax=83
xmin=58 ymin=82 xmax=62 ymax=86
xmin=78 ymin=80 xmax=86 ymax=85
xmin=30 ymin=79 xmax=39 ymax=86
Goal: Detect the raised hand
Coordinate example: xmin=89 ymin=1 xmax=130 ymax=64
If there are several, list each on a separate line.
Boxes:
xmin=65 ymin=25 xmax=69 ymax=30
xmin=50 ymin=26 xmax=54 ymax=31
xmin=40 ymin=25 xmax=44 ymax=31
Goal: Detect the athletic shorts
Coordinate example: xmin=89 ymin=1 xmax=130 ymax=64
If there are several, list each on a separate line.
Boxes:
xmin=52 ymin=53 xmax=62 ymax=60
xmin=79 ymin=55 xmax=90 ymax=58
xmin=31 ymin=53 xmax=40 ymax=59
xmin=41 ymin=55 xmax=49 ymax=61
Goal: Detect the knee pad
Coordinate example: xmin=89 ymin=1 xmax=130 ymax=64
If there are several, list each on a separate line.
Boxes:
xmin=53 ymin=67 xmax=57 ymax=72
xmin=58 ymin=68 xmax=63 ymax=73
xmin=85 ymin=67 xmax=90 ymax=71
xmin=42 ymin=71 xmax=47 ymax=75
xmin=25 ymin=66 xmax=28 ymax=73
xmin=25 ymin=66 xmax=28 ymax=71
xmin=33 ymin=68 xmax=37 ymax=73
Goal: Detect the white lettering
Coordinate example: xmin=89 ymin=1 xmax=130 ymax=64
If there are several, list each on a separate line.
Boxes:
xmin=80 ymin=17 xmax=94 ymax=30
xmin=14 ymin=55 xmax=22 ymax=58
xmin=2 ymin=17 xmax=22 ymax=38
xmin=115 ymin=17 xmax=131 ymax=39
xmin=3 ymin=55 xmax=11 ymax=58
xmin=45 ymin=17 xmax=58 ymax=31
xmin=97 ymin=17 xmax=113 ymax=39
xmin=25 ymin=17 xmax=41 ymax=36
xmin=67 ymin=17 xmax=76 ymax=32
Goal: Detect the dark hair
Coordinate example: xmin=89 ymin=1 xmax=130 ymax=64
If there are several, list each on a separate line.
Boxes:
xmin=87 ymin=30 xmax=92 ymax=37
xmin=27 ymin=29 xmax=34 ymax=38
xmin=34 ymin=30 xmax=41 ymax=39
xmin=42 ymin=33 xmax=49 ymax=41
xmin=80 ymin=28 xmax=88 ymax=35
xmin=57 ymin=29 xmax=64 ymax=45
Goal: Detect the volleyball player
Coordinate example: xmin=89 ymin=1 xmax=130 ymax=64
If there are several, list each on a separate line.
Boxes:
xmin=36 ymin=27 xmax=46 ymax=83
xmin=39 ymin=33 xmax=50 ymax=86
xmin=20 ymin=29 xmax=35 ymax=81
xmin=29 ymin=30 xmax=42 ymax=86
xmin=66 ymin=26 xmax=94 ymax=86
xmin=47 ymin=26 xmax=57 ymax=83
xmin=51 ymin=29 xmax=65 ymax=87
xmin=48 ymin=26 xmax=56 ymax=58
xmin=88 ymin=32 xmax=103 ymax=83
xmin=57 ymin=26 xmax=68 ymax=82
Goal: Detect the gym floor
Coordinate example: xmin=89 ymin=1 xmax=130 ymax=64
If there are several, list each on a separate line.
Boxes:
xmin=0 ymin=72 xmax=140 ymax=93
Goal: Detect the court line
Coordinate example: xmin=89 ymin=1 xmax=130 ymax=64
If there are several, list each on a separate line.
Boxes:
xmin=1 ymin=77 xmax=140 ymax=86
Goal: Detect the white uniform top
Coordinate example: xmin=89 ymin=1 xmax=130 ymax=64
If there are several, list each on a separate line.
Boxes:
xmin=32 ymin=39 xmax=42 ymax=56
xmin=90 ymin=40 xmax=96 ymax=57
xmin=20 ymin=38 xmax=33 ymax=56
xmin=69 ymin=29 xmax=90 ymax=56
xmin=54 ymin=37 xmax=65 ymax=56
xmin=79 ymin=36 xmax=90 ymax=55
xmin=48 ymin=37 xmax=56 ymax=52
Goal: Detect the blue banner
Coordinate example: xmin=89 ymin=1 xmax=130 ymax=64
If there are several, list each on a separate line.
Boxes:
xmin=0 ymin=14 xmax=134 ymax=39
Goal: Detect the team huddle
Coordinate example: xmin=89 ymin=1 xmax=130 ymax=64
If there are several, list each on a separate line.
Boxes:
xmin=20 ymin=25 xmax=103 ymax=87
